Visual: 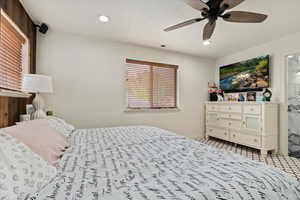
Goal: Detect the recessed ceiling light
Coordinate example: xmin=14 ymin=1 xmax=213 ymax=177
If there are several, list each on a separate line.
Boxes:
xmin=203 ymin=40 xmax=211 ymax=46
xmin=98 ymin=15 xmax=110 ymax=22
xmin=288 ymin=55 xmax=294 ymax=59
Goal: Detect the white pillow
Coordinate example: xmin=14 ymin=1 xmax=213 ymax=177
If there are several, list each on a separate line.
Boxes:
xmin=0 ymin=132 xmax=57 ymax=200
xmin=46 ymin=116 xmax=75 ymax=137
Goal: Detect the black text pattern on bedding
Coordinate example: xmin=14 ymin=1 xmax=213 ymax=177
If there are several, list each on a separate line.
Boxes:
xmin=33 ymin=126 xmax=300 ymax=200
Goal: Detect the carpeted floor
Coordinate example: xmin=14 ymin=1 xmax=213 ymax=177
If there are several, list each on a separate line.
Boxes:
xmin=199 ymin=137 xmax=300 ymax=181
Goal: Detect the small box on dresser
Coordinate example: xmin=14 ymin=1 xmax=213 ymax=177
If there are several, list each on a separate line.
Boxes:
xmin=205 ymin=102 xmax=278 ymax=156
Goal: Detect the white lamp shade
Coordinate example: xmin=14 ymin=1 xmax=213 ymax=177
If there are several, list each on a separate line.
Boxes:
xmin=22 ymin=74 xmax=53 ymax=93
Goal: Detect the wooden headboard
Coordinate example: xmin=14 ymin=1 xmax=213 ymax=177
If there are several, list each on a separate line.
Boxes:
xmin=0 ymin=0 xmax=36 ymax=128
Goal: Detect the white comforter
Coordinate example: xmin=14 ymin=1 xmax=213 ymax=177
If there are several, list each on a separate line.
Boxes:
xmin=32 ymin=126 xmax=300 ymax=200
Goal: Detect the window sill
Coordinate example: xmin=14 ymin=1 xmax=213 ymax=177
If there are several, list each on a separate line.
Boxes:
xmin=125 ymin=108 xmax=181 ymax=113
xmin=0 ymin=89 xmax=31 ymax=98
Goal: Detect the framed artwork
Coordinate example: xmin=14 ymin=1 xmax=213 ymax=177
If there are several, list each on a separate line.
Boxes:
xmin=238 ymin=93 xmax=245 ymax=101
xmin=247 ymin=92 xmax=256 ymax=101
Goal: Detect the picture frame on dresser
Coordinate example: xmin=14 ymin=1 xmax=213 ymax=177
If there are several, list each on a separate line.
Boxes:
xmin=246 ymin=92 xmax=256 ymax=101
xmin=205 ymin=102 xmax=278 ymax=156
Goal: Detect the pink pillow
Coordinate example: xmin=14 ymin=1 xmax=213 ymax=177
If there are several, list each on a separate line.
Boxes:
xmin=3 ymin=123 xmax=69 ymax=166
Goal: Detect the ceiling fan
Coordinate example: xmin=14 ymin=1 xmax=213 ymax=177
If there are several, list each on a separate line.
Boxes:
xmin=164 ymin=0 xmax=268 ymax=44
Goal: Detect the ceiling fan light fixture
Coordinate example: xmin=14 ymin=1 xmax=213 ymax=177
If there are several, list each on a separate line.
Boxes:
xmin=98 ymin=15 xmax=110 ymax=23
xmin=203 ymin=40 xmax=211 ymax=46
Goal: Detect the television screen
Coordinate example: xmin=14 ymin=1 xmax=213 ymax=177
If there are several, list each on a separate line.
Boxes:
xmin=219 ymin=55 xmax=269 ymax=93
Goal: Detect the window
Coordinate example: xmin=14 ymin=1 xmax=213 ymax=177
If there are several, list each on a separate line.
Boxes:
xmin=0 ymin=10 xmax=29 ymax=92
xmin=126 ymin=59 xmax=178 ymax=110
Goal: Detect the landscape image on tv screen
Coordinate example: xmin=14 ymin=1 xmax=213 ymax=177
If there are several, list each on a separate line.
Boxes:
xmin=220 ymin=55 xmax=269 ymax=92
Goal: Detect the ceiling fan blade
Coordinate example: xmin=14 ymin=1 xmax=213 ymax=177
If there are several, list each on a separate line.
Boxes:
xmin=183 ymin=0 xmax=209 ymax=11
xmin=221 ymin=0 xmax=244 ymax=10
xmin=203 ymin=21 xmax=216 ymax=41
xmin=164 ymin=18 xmax=204 ymax=32
xmin=223 ymin=11 xmax=268 ymax=23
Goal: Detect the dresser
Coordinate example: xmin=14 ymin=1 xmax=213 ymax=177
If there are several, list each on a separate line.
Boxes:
xmin=205 ymin=102 xmax=278 ymax=156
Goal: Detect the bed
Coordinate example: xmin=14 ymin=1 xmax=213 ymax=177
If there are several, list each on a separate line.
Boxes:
xmin=28 ymin=126 xmax=300 ymax=200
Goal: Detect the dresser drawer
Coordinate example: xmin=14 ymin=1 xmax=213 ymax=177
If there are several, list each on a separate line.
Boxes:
xmin=244 ymin=105 xmax=261 ymax=115
xmin=220 ymin=105 xmax=242 ymax=113
xmin=206 ymin=127 xmax=229 ymax=140
xmin=206 ymin=112 xmax=219 ymax=126
xmin=206 ymin=112 xmax=218 ymax=120
xmin=219 ymin=113 xmax=242 ymax=120
xmin=206 ymin=118 xmax=220 ymax=126
xmin=220 ymin=119 xmax=242 ymax=129
xmin=206 ymin=104 xmax=218 ymax=112
xmin=230 ymin=130 xmax=261 ymax=148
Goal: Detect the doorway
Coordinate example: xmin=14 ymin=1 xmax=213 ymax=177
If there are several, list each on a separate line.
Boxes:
xmin=287 ymin=54 xmax=300 ymax=158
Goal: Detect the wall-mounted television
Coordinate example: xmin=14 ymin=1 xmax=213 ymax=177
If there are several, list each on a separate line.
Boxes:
xmin=220 ymin=55 xmax=270 ymax=93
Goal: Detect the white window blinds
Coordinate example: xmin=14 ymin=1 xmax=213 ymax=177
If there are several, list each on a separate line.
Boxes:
xmin=126 ymin=59 xmax=178 ymax=109
xmin=0 ymin=10 xmax=28 ymax=91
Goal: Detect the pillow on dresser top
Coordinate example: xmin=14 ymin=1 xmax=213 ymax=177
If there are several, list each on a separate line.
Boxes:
xmin=0 ymin=132 xmax=57 ymax=200
xmin=2 ymin=122 xmax=69 ymax=166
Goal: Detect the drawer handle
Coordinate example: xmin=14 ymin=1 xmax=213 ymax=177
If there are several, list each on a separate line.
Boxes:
xmin=229 ymin=107 xmax=232 ymax=110
xmin=254 ymin=139 xmax=258 ymax=142
xmin=250 ymin=108 xmax=254 ymax=111
xmin=228 ymin=122 xmax=232 ymax=126
xmin=224 ymin=132 xmax=227 ymax=136
xmin=209 ymin=129 xmax=213 ymax=132
xmin=229 ymin=114 xmax=232 ymax=118
xmin=232 ymin=134 xmax=236 ymax=138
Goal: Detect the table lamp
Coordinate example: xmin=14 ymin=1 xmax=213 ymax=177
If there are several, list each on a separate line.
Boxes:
xmin=22 ymin=74 xmax=53 ymax=119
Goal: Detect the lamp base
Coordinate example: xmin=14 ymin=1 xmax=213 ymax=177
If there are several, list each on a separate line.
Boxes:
xmin=32 ymin=93 xmax=47 ymax=119
xmin=32 ymin=109 xmax=47 ymax=119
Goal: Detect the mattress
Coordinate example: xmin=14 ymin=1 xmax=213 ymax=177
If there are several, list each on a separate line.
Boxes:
xmin=32 ymin=126 xmax=300 ymax=200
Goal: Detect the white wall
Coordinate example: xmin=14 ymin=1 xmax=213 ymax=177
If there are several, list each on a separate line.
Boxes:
xmin=37 ymin=31 xmax=215 ymax=139
xmin=216 ymin=31 xmax=300 ymax=155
